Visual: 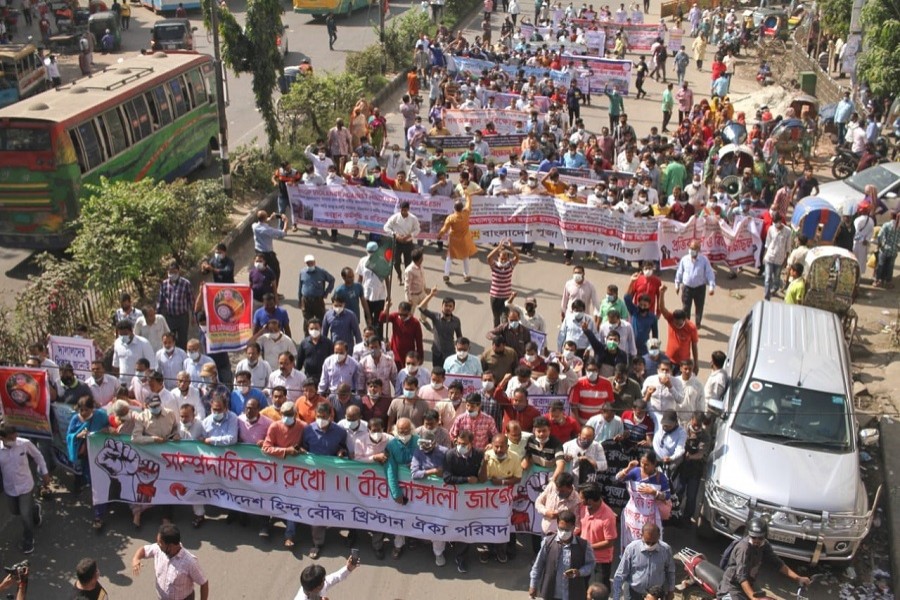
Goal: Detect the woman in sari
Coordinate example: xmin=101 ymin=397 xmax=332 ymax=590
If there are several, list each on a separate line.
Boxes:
xmin=67 ymin=395 xmax=110 ymax=530
xmin=615 ymin=450 xmax=671 ymax=551
xmin=349 ymin=98 xmax=371 ymax=149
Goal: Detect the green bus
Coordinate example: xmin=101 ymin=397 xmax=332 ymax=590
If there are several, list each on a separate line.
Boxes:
xmin=0 ymin=52 xmax=220 ymax=249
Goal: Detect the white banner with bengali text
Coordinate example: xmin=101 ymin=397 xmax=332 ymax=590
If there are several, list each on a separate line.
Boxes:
xmin=441 ymin=109 xmax=533 ymax=135
xmin=48 ymin=335 xmax=96 ymax=381
xmin=656 ymin=215 xmax=763 ymax=270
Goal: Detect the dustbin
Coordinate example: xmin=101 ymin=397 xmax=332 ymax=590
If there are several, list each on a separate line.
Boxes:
xmin=798 ymin=71 xmax=817 ymax=96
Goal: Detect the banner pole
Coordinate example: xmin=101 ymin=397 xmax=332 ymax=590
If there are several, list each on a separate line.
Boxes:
xmin=383 ymin=235 xmax=397 ymax=343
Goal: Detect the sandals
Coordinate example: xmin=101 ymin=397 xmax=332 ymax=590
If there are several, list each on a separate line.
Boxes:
xmin=192 ymin=515 xmax=205 ymax=528
xmin=284 ymin=539 xmax=295 ymax=548
xmin=92 ymin=518 xmax=104 ymax=531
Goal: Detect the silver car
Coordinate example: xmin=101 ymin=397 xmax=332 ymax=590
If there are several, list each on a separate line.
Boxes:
xmin=817 ymin=162 xmax=900 ymax=216
xmin=700 ymin=301 xmax=880 ymax=565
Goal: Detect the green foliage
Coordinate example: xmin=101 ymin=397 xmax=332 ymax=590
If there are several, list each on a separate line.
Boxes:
xmin=857 ymin=0 xmax=900 ymax=99
xmin=278 ymin=71 xmax=364 ymax=139
xmin=205 ymin=1 xmax=284 ymax=146
xmin=820 ymin=0 xmax=852 ymax=38
xmin=381 ymin=10 xmax=434 ymax=71
xmin=231 ymin=142 xmax=280 ymax=198
xmin=14 ymin=253 xmax=88 ymax=351
xmin=443 ymin=0 xmax=480 ymax=25
xmin=346 ymin=45 xmax=389 ymax=89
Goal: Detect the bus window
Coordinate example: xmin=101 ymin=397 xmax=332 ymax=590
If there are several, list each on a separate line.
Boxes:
xmin=69 ymin=129 xmax=87 ymax=172
xmin=73 ymin=122 xmax=105 ymax=172
xmin=102 ymin=108 xmax=130 ymax=156
xmin=93 ymin=116 xmax=113 ymax=160
xmin=151 ymin=86 xmax=173 ymax=126
xmin=168 ymin=78 xmax=186 ymax=118
xmin=0 ymin=127 xmax=51 ymax=151
xmin=179 ymin=74 xmax=195 ymax=109
xmin=187 ymin=68 xmax=207 ymax=105
xmin=125 ymin=97 xmax=151 ymax=141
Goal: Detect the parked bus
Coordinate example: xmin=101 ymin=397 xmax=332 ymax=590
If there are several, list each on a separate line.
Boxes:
xmin=0 ymin=44 xmax=48 ymax=109
xmin=141 ymin=0 xmax=201 ymax=15
xmin=292 ymin=0 xmax=371 ymax=18
xmin=0 ymin=52 xmax=220 ymax=249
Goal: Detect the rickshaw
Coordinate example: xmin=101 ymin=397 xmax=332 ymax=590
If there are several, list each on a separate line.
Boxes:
xmin=767 ymin=116 xmax=810 ymax=174
xmin=792 ymin=196 xmax=843 ymax=243
xmin=791 ymin=93 xmax=820 ymax=152
xmin=716 ymin=144 xmax=755 ymax=195
xmin=802 ymin=246 xmax=860 ymax=344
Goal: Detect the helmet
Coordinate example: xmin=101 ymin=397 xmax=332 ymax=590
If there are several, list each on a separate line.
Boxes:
xmin=747 ymin=517 xmax=768 ymax=539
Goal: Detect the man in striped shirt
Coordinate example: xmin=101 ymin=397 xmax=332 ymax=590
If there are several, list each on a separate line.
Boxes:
xmin=486 ymin=241 xmax=520 ymax=327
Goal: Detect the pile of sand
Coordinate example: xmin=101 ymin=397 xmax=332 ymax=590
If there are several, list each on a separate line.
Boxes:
xmin=730 ymin=84 xmax=795 ymax=118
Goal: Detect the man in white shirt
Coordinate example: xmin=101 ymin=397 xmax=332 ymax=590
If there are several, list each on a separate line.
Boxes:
xmin=267 ymin=352 xmax=307 ymax=402
xmin=147 ymin=371 xmax=179 ymax=413
xmin=183 ymin=339 xmax=214 ymax=388
xmin=87 ymin=360 xmax=119 ymax=407
xmin=586 ymin=402 xmax=624 ymax=442
xmin=0 ymin=424 xmax=50 ymax=555
xmin=561 ymin=425 xmax=608 ymax=483
xmin=704 ymin=350 xmax=729 ymax=406
xmin=339 ymin=405 xmax=369 ymax=457
xmin=641 ymin=360 xmax=685 ymax=424
xmin=487 ymin=168 xmax=515 ymax=196
xmin=383 ymin=202 xmax=421 ymax=281
xmin=677 ymin=359 xmax=705 ymax=421
xmin=383 ymin=144 xmax=409 ymax=179
xmin=615 ymin=147 xmax=639 ymax=173
xmin=293 ymin=556 xmax=358 ymax=600
xmin=172 ymin=371 xmax=206 ymax=419
xmin=234 ymin=342 xmax=272 ymax=389
xmin=112 ymin=321 xmax=156 ymax=385
xmin=134 ymin=306 xmax=170 ymax=353
xmin=256 ymin=320 xmax=298 ymax=370
xmin=156 ymin=331 xmax=186 ymax=391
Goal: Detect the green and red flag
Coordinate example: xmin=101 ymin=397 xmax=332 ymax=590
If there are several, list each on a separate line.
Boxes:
xmin=366 ymin=236 xmax=395 ymax=281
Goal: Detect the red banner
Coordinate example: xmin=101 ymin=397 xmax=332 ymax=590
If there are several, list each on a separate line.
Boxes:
xmin=202 ymin=283 xmax=253 ymax=354
xmin=0 ymin=367 xmax=51 ymax=438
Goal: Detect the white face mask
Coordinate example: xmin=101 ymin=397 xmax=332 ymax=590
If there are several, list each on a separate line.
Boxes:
xmin=316 ymin=418 xmax=330 ymax=429
xmin=643 ymin=542 xmax=659 ymax=552
xmin=482 ymin=381 xmax=495 ymax=392
xmin=189 ymin=351 xmax=200 ymax=361
xmin=456 ymin=444 xmax=470 ymax=456
xmin=370 ymin=432 xmax=383 ymax=443
xmin=643 ymin=269 xmax=653 ymax=277
xmin=336 ymin=353 xmax=347 ymax=363
xmin=254 ymin=261 xmax=264 ymax=269
xmin=239 ymin=385 xmax=250 ymax=395
xmin=406 ymin=365 xmax=418 ymax=374
xmin=456 ymin=351 xmax=468 ymax=361
xmin=309 ymin=328 xmax=322 ymax=339
xmin=431 ymin=382 xmax=444 ymax=390
xmin=398 ymin=433 xmax=412 ymax=444
xmin=563 ymin=350 xmax=575 ymax=361
xmin=587 ymin=371 xmax=599 ymax=382
xmin=557 ymin=529 xmax=574 ymax=542
xmin=574 ymin=274 xmax=584 ymax=283
xmin=347 ymin=419 xmax=360 ymax=431
xmin=333 ymin=306 xmax=344 ymax=315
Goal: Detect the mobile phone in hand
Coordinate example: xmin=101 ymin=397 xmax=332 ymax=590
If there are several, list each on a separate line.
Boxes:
xmin=350 ymin=548 xmax=360 ymax=565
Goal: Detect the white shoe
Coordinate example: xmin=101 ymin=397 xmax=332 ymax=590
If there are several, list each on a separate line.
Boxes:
xmin=435 ymin=553 xmax=446 ymax=566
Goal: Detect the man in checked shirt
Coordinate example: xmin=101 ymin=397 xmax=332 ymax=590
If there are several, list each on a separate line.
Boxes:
xmin=132 ymin=524 xmax=209 ymax=600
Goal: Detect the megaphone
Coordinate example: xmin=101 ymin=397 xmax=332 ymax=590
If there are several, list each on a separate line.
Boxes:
xmin=722 ymin=175 xmax=742 ymax=197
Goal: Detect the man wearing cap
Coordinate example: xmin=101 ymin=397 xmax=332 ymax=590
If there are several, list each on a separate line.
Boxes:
xmin=262 ymin=401 xmax=306 ymax=544
xmin=487 ymin=167 xmax=515 ymax=196
xmin=299 ymin=255 xmax=335 ymax=331
xmin=357 ymin=242 xmax=388 ymax=337
xmin=383 ymin=202 xmax=421 ymax=281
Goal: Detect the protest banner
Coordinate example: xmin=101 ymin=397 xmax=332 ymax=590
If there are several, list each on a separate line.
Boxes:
xmin=616 ymin=23 xmax=666 ymax=51
xmin=48 ymin=335 xmax=95 ymax=381
xmin=424 ymin=134 xmax=527 ymax=168
xmin=51 ymin=403 xmax=81 ymax=474
xmin=443 ymin=373 xmax=483 ymax=397
xmin=668 ymin=28 xmax=684 ymax=52
xmin=87 ymin=434 xmax=514 ymax=543
xmin=528 ymin=328 xmax=547 ymax=354
xmin=656 ymin=215 xmax=762 ymax=270
xmin=561 ymin=55 xmax=633 ymax=95
xmin=482 ymin=90 xmax=551 ymax=113
xmin=202 ymin=284 xmax=253 ymax=354
xmin=597 ymin=441 xmax=643 ymax=511
xmin=288 ymin=186 xmax=453 ymax=240
xmin=440 ymin=109 xmax=532 ymax=136
xmin=529 ymin=394 xmax=569 ymax=415
xmin=0 ymin=367 xmax=51 ymax=439
xmin=583 ymin=29 xmax=607 ymax=52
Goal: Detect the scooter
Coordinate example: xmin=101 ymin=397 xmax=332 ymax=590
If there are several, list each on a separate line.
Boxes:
xmin=674 ymin=547 xmax=819 ymax=599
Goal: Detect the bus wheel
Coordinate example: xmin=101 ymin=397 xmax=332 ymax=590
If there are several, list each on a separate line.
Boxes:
xmin=202 ymin=142 xmax=215 ymax=168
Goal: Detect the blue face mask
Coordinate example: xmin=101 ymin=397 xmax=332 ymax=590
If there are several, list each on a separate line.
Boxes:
xmin=403 ymin=390 xmax=416 ymax=399
xmin=149 ymin=406 xmax=162 ymax=416
xmin=212 ymin=412 xmax=225 ymax=422
xmin=283 ymin=416 xmax=296 ymax=427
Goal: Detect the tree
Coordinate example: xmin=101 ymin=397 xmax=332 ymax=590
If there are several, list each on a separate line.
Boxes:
xmin=279 ymin=71 xmax=364 ymax=139
xmin=820 ymin=0 xmax=852 ymax=38
xmin=857 ymin=0 xmax=900 ymax=98
xmin=205 ymin=0 xmax=284 ymax=147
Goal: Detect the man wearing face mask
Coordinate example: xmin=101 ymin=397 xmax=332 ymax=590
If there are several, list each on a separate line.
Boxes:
xmin=326 ymin=384 xmax=362 ymax=422
xmin=301 ymin=402 xmax=348 ymax=558
xmin=449 ymin=393 xmax=498 ymax=450
xmin=299 ymin=255 xmax=336 ymax=331
xmin=536 ymin=361 xmax=578 ymax=397
xmin=443 ymin=429 xmax=486 ymax=573
xmin=641 ymin=361 xmax=685 ymax=424
xmin=182 ymin=338 xmax=214 ymax=388
xmin=562 ymin=425 xmax=608 ymax=484
xmin=252 ymin=293 xmax=292 ymax=338
xmin=624 ymin=287 xmax=659 ymax=358
xmin=235 ymin=342 xmax=272 ymax=389
xmin=394 ymin=353 xmax=430 ymax=397
xmin=57 ymin=363 xmax=93 ymax=406
xmin=761 ymin=213 xmax=792 ymax=301
xmin=480 ymin=433 xmax=523 ymax=564
xmin=112 ymin=321 xmax=156 ymax=386
xmin=338 ymin=405 xmax=368 ymax=451
xmin=652 ymin=410 xmax=687 ymax=468
xmin=131 ymin=524 xmax=209 ymax=600
xmin=444 ymin=337 xmax=483 ymax=376
xmin=529 ymin=509 xmax=596 ymax=600
xmin=502 ymin=388 xmax=541 ymax=432
xmin=487 ymin=308 xmax=531 ymax=358
xmin=387 ymin=378 xmax=430 ymax=432
xmin=380 ymin=300 xmax=424 ymax=371
xmin=568 ymin=362 xmax=615 ymax=426
xmin=381 ymin=418 xmax=418 ymax=558
xmin=172 ymin=371 xmax=206 ymax=419
xmin=612 ymin=523 xmax=675 ymax=600
xmin=156 ymin=263 xmax=193 ymax=349
xmin=131 ymin=395 xmax=180 ymax=528
xmin=266 ymin=352 xmax=307 ymax=404
xmin=658 ymin=288 xmax=699 ymax=370
xmin=200 ymin=395 xmax=238 ymax=446
xmin=229 ymin=370 xmax=268 ymax=414
xmin=416 ymin=409 xmax=452 ymax=449
xmin=294 ymin=320 xmax=331 ymax=384
xmin=417 ymin=291 xmax=462 ymax=369
xmin=417 ymin=368 xmax=448 ymax=404
xmin=481 ymin=336 xmax=519 ymax=383
xmin=560 ymin=265 xmax=600 ymax=320
xmin=360 ymin=336 xmax=398 ymax=396
xmin=322 ymin=296 xmax=362 ymax=348
xmin=237 ymin=398 xmax=272 ymax=447
xmin=673 ymin=240 xmax=715 ymax=328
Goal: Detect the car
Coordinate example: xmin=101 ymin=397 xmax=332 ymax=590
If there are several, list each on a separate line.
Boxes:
xmin=276 ymin=24 xmax=288 ymax=57
xmin=817 ymin=162 xmax=900 ymax=216
xmin=700 ymin=301 xmax=880 ymax=565
xmin=150 ymin=18 xmax=197 ymax=52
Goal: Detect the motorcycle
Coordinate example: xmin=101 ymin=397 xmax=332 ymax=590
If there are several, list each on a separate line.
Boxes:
xmin=674 ymin=547 xmax=820 ymax=599
xmin=831 ymin=138 xmax=890 ymax=179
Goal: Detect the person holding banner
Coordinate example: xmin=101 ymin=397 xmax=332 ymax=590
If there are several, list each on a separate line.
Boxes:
xmin=437 ymin=194 xmax=478 ymax=284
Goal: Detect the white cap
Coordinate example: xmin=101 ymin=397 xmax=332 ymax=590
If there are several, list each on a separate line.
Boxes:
xmin=304 ymin=254 xmax=315 ymax=263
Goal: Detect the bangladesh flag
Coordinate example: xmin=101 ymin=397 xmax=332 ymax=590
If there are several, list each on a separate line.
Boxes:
xmin=366 ymin=236 xmax=395 ymax=281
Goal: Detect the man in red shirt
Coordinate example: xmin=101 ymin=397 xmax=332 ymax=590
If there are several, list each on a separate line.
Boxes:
xmin=501 ymin=388 xmax=541 ymax=432
xmin=568 ymin=363 xmax=615 ymax=425
xmin=658 ymin=286 xmax=699 ymax=370
xmin=576 ymin=483 xmax=618 ymax=589
xmin=380 ymin=300 xmax=424 ymax=370
xmin=629 ymin=263 xmax=663 ymax=314
xmin=545 ymin=399 xmax=580 ymax=442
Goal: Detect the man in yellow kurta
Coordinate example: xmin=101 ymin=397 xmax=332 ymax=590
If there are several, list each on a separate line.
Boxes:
xmin=438 ymin=194 xmax=478 ymax=284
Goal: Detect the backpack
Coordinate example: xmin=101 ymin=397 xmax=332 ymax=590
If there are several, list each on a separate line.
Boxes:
xmin=718 ymin=537 xmax=740 ymax=569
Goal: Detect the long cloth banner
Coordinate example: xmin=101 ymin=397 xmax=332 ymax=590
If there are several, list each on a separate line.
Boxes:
xmin=424 ymin=134 xmax=527 ymax=167
xmin=441 ymin=109 xmax=533 ymax=136
xmin=447 ymin=55 xmax=574 ymax=88
xmin=564 ymin=55 xmax=634 ymax=95
xmin=87 ymin=434 xmax=513 ymax=543
xmin=0 ymin=367 xmax=51 ymax=439
xmin=482 ymin=91 xmax=552 ymax=113
xmin=288 ymin=186 xmax=760 ymax=267
xmin=202 ymin=283 xmax=253 ymax=354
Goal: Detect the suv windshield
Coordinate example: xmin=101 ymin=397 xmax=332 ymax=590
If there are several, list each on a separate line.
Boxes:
xmin=845 ymin=166 xmax=897 ymax=195
xmin=732 ymin=379 xmax=851 ymax=451
xmin=154 ymin=25 xmax=186 ymax=41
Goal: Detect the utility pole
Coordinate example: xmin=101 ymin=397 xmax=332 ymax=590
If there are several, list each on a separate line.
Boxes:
xmin=209 ymin=0 xmax=232 ymax=196
xmin=380 ymin=0 xmax=386 ymax=74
